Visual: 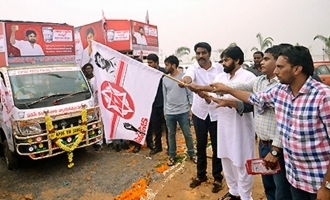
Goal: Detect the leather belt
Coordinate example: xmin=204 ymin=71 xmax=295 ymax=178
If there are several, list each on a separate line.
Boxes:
xmin=260 ymin=139 xmax=273 ymax=146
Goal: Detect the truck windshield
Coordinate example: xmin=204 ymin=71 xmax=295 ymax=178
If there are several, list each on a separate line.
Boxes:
xmin=8 ymin=67 xmax=91 ymax=109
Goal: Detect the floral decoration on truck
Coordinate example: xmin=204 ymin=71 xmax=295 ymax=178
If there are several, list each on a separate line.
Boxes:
xmin=44 ymin=105 xmax=87 ymax=168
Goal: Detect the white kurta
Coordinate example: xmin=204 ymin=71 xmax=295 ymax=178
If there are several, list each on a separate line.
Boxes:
xmin=14 ymin=40 xmax=44 ymax=56
xmin=133 ymin=32 xmax=147 ymax=45
xmin=216 ymin=68 xmax=255 ymax=168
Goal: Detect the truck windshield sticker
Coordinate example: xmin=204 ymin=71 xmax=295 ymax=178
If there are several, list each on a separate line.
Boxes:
xmin=8 ymin=67 xmax=79 ymax=76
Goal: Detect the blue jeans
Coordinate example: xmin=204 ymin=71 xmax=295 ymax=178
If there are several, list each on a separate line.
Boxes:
xmin=259 ymin=140 xmax=292 ymax=200
xmin=166 ymin=111 xmax=194 ymax=158
xmin=290 ymin=186 xmax=316 ymax=200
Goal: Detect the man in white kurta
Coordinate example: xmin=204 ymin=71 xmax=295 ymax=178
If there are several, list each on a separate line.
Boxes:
xmin=214 ymin=46 xmax=255 ymax=200
xmin=13 ymin=40 xmax=44 ymax=56
xmin=10 ymin=26 xmax=45 ymax=56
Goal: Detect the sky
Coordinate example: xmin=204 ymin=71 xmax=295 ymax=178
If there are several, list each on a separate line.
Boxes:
xmin=1 ymin=0 xmax=330 ymax=63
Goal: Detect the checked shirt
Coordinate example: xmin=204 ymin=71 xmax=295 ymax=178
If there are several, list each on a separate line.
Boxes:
xmin=249 ymin=76 xmax=330 ymax=193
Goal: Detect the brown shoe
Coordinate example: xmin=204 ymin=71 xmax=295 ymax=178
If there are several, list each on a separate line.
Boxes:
xmin=189 ymin=176 xmax=207 ymax=188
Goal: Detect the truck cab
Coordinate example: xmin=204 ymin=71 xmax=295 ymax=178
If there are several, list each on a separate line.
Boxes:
xmin=0 ymin=64 xmax=103 ymax=169
xmin=0 ymin=20 xmax=103 ymax=170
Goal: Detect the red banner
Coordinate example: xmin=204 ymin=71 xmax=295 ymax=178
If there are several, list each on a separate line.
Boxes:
xmin=75 ymin=19 xmax=159 ymax=67
xmin=75 ymin=20 xmax=132 ymax=67
xmin=130 ymin=20 xmax=158 ymax=47
xmin=5 ymin=22 xmax=75 ymax=58
xmin=0 ymin=22 xmax=6 ymax=66
xmin=130 ymin=20 xmax=159 ymax=57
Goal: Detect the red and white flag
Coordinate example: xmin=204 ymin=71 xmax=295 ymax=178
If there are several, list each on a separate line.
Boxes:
xmin=145 ymin=10 xmax=149 ymax=24
xmin=90 ymin=42 xmax=163 ymax=144
xmin=0 ymin=77 xmax=14 ymax=123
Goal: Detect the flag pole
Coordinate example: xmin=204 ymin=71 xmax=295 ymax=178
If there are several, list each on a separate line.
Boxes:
xmin=162 ymin=73 xmax=186 ymax=85
xmin=102 ymin=10 xmax=107 ymax=43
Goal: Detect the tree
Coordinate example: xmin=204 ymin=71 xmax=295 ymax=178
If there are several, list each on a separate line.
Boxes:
xmin=251 ymin=33 xmax=274 ymax=52
xmin=212 ymin=43 xmax=237 ymax=61
xmin=228 ymin=42 xmax=237 ymax=47
xmin=214 ymin=43 xmax=237 ymax=54
xmin=314 ymin=34 xmax=330 ymax=60
xmin=174 ymin=46 xmax=190 ymax=61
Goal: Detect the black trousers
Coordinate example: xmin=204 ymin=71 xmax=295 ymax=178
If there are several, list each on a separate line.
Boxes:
xmin=146 ymin=106 xmax=168 ymax=150
xmin=192 ymin=114 xmax=223 ymax=181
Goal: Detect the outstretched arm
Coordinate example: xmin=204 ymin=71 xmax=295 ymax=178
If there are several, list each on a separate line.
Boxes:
xmin=196 ymin=91 xmax=212 ymax=104
xmin=210 ymin=82 xmax=252 ymax=103
xmin=211 ymin=96 xmax=253 ymax=115
xmin=211 ymin=97 xmax=237 ymax=108
xmin=187 ymin=83 xmax=214 ymax=93
xmin=178 ymin=76 xmax=192 ymax=88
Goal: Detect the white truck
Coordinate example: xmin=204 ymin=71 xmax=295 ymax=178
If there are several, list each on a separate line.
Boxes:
xmin=0 ymin=20 xmax=103 ymax=170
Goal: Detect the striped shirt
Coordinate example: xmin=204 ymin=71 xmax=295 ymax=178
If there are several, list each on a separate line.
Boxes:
xmin=249 ymin=76 xmax=330 ymax=193
xmin=228 ymin=75 xmax=279 ymax=143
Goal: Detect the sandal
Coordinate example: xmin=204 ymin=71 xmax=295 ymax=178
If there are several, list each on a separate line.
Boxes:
xmin=212 ymin=180 xmax=222 ymax=193
xmin=190 ymin=155 xmax=197 ymax=164
xmin=167 ymin=157 xmax=176 ymax=166
xmin=220 ymin=192 xmax=241 ymax=200
xmin=189 ymin=176 xmax=207 ymax=188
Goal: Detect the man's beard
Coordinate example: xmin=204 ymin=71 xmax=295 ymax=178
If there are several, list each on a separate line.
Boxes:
xmin=29 ymin=39 xmax=36 ymax=44
xmin=166 ymin=67 xmax=173 ymax=74
xmin=85 ymin=73 xmax=94 ymax=79
xmin=223 ymin=62 xmax=235 ymax=73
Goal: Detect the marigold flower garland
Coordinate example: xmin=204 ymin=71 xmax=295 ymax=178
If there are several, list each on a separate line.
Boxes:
xmin=114 ymin=178 xmax=148 ymax=200
xmin=45 ymin=107 xmax=87 ymax=168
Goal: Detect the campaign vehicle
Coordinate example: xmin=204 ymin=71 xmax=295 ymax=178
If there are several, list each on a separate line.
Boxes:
xmin=0 ymin=20 xmax=103 ymax=170
xmin=75 ymin=18 xmax=159 ymax=66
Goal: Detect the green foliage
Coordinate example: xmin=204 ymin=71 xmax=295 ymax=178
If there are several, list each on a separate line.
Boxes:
xmin=314 ymin=35 xmax=330 ymax=60
xmin=175 ymin=46 xmax=191 ymax=58
xmin=251 ymin=33 xmax=274 ymax=52
xmin=175 ymin=154 xmax=187 ymax=163
xmin=215 ymin=43 xmax=237 ymax=55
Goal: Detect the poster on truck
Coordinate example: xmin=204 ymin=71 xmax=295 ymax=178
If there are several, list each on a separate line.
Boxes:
xmin=0 ymin=22 xmax=6 ymax=66
xmin=75 ymin=19 xmax=159 ymax=67
xmin=4 ymin=22 xmax=75 ymax=66
xmin=130 ymin=20 xmax=159 ymax=57
xmin=75 ymin=20 xmax=131 ymax=67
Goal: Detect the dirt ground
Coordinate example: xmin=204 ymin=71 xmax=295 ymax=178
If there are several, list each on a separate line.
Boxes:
xmin=0 ymin=127 xmax=265 ymax=200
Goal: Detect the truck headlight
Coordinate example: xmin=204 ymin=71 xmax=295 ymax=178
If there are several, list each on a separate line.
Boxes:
xmin=18 ymin=122 xmax=42 ymax=136
xmin=87 ymin=113 xmax=95 ymax=122
xmin=87 ymin=108 xmax=99 ymax=122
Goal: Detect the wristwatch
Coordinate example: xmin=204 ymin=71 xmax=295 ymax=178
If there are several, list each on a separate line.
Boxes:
xmin=324 ymin=180 xmax=330 ymax=190
xmin=271 ymin=149 xmax=279 ymax=157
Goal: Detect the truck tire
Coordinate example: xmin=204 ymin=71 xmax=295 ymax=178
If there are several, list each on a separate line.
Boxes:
xmin=0 ymin=144 xmax=4 ymax=157
xmin=0 ymin=131 xmax=4 ymax=157
xmin=3 ymin=140 xmax=19 ymax=170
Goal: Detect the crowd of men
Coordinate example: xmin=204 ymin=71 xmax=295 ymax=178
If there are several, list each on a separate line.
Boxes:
xmin=82 ymin=41 xmax=330 ymax=200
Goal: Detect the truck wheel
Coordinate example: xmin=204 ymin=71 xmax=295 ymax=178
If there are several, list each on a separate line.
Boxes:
xmin=3 ymin=140 xmax=19 ymax=170
xmin=0 ymin=144 xmax=4 ymax=157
